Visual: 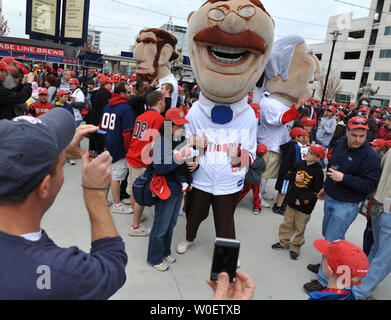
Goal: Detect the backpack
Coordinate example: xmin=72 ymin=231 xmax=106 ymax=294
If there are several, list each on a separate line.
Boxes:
xmin=132 ymin=166 xmax=158 ymax=207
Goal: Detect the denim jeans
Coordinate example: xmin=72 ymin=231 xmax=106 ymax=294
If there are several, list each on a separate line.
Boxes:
xmin=317 ymin=194 xmax=360 ymax=286
xmin=147 ymin=193 xmax=184 ymax=265
xmin=353 ymin=212 xmax=391 ymax=299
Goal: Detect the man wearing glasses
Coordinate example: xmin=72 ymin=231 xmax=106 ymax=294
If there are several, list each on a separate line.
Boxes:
xmin=304 ymin=116 xmax=382 ymax=292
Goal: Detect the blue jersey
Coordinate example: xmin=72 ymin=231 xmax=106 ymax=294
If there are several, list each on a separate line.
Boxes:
xmin=101 ymin=97 xmax=135 ymax=163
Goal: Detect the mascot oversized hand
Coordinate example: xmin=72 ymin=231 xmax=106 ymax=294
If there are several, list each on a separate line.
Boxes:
xmin=187 ymin=0 xmax=275 ymax=104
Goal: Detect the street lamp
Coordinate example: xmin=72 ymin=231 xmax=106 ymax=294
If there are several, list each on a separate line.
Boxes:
xmin=321 ymin=30 xmax=342 ymax=105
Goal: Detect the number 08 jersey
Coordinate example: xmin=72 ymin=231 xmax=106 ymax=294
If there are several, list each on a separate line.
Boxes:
xmin=126 ymin=109 xmax=165 ymax=168
xmin=100 ymin=97 xmax=136 ymax=163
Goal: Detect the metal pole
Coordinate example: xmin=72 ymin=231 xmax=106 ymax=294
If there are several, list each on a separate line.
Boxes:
xmin=321 ymin=30 xmax=341 ymax=105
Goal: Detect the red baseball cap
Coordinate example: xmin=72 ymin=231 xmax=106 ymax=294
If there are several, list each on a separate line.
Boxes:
xmin=120 ymin=76 xmax=128 ymax=81
xmin=250 ymin=103 xmax=261 ymax=119
xmin=56 ymin=89 xmax=70 ymax=98
xmin=290 ymin=127 xmax=304 ymax=139
xmin=0 ymin=61 xmax=14 ymax=72
xmin=310 ymin=144 xmax=326 ymax=160
xmin=69 ymin=78 xmax=79 ymax=85
xmin=375 ymin=108 xmax=382 ymax=113
xmin=385 ymin=140 xmax=391 ymax=148
xmin=300 ymin=128 xmax=309 ymax=136
xmin=165 ymin=108 xmax=189 ymax=126
xmin=1 ymin=56 xmax=17 ymax=65
xmin=328 ymin=106 xmax=337 ymax=113
xmin=100 ymin=77 xmax=113 ymax=84
xmin=257 ymin=144 xmax=267 ymax=155
xmin=336 ymin=111 xmax=346 ymax=117
xmin=38 ymin=88 xmax=49 ymax=95
xmin=150 ymin=175 xmax=171 ymax=200
xmin=112 ymin=75 xmax=120 ymax=83
xmin=370 ymin=139 xmax=386 ymax=148
xmin=313 ymin=239 xmax=369 ymax=285
xmin=359 ymin=106 xmax=370 ymax=113
xmin=300 ymin=117 xmax=317 ymax=128
xmin=348 ymin=117 xmax=369 ymax=130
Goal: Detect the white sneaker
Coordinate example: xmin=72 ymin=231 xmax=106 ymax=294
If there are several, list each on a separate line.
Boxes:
xmin=176 ymin=240 xmax=193 ymax=254
xmin=263 ymin=193 xmax=273 ymax=201
xmin=261 ymin=198 xmax=272 ymax=208
xmin=179 ymin=209 xmax=186 ymax=217
xmin=129 ymin=224 xmax=150 ymax=237
xmin=163 ymin=255 xmax=176 ymax=264
xmin=152 ymin=261 xmax=169 ymax=272
xmin=112 ymin=203 xmax=133 ymax=215
xmin=121 ymin=198 xmax=131 ymax=205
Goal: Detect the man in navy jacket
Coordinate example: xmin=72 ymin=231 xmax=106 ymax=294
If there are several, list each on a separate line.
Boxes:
xmin=0 ymin=109 xmax=127 ymax=299
xmin=304 ymin=116 xmax=381 ymax=293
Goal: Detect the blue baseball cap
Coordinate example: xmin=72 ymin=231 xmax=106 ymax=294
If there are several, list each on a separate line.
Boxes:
xmin=0 ymin=108 xmax=76 ymax=202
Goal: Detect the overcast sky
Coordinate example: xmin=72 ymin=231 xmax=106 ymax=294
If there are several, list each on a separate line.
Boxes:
xmin=2 ymin=0 xmax=372 ymax=55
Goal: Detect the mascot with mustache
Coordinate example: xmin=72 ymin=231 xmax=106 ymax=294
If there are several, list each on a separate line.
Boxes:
xmin=176 ymin=0 xmax=275 ymax=260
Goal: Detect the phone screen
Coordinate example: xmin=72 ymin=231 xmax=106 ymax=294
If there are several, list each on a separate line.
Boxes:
xmin=210 ymin=238 xmax=240 ymax=283
xmin=89 ymin=130 xmax=107 ymax=158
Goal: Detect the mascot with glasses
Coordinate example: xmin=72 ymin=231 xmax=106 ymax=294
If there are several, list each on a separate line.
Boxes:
xmin=176 ymin=0 xmax=275 ymax=257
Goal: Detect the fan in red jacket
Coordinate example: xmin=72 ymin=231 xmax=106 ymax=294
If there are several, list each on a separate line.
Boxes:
xmin=378 ymin=114 xmax=391 ymax=141
xmin=28 ymin=88 xmax=54 ymax=117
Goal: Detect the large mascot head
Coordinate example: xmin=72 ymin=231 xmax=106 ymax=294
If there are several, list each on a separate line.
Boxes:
xmin=264 ymin=35 xmax=320 ymax=100
xmin=187 ymin=0 xmax=275 ymax=103
xmin=133 ymin=28 xmax=179 ymax=83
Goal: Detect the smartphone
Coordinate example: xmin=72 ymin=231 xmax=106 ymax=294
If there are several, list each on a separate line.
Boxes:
xmin=89 ymin=130 xmax=108 ymax=158
xmin=210 ymin=238 xmax=240 ymax=283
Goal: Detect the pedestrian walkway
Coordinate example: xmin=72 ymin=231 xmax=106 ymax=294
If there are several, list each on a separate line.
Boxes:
xmin=41 ymin=157 xmax=391 ymax=300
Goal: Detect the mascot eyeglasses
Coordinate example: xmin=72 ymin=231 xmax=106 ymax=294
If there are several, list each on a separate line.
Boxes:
xmin=208 ymin=4 xmax=256 ymax=21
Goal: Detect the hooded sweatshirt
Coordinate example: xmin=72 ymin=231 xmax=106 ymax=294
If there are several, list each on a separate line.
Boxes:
xmin=100 ymin=94 xmax=135 ymax=163
xmin=316 ymin=116 xmax=337 ymax=147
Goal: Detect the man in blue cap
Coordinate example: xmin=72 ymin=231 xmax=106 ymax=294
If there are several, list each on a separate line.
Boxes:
xmin=0 ymin=108 xmax=127 ymax=299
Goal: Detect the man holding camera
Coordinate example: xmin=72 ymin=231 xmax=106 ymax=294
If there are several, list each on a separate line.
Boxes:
xmin=0 ymin=61 xmax=34 ymax=120
xmin=0 ymin=109 xmax=127 ymax=299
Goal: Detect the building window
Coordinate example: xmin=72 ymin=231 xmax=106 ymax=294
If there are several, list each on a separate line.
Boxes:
xmin=341 ymin=72 xmax=356 ymax=80
xmin=336 ymin=94 xmax=351 ymax=104
xmin=380 ymin=49 xmax=391 ymax=58
xmin=375 ymin=72 xmax=391 ymax=81
xmin=348 ymin=30 xmax=365 ymax=39
xmin=385 ymin=26 xmax=391 ymax=35
xmin=344 ymin=51 xmax=361 ymax=60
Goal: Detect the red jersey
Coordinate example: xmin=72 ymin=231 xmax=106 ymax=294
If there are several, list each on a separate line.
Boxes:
xmin=126 ymin=109 xmax=165 ymax=168
xmin=29 ymin=101 xmax=54 ymax=117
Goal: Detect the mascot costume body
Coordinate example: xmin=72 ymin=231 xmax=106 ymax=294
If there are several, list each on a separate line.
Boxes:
xmin=133 ymin=28 xmax=179 ymax=109
xmin=254 ymin=36 xmax=320 ymax=211
xmin=176 ymin=0 xmax=275 ymax=255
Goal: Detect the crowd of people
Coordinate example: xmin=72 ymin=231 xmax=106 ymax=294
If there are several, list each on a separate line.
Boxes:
xmin=0 ymin=47 xmax=391 ymax=301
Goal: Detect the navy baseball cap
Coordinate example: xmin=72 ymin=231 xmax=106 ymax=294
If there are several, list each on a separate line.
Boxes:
xmin=0 ymin=108 xmax=76 ymax=202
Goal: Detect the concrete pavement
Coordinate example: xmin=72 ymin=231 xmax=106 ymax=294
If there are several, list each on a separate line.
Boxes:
xmin=41 ymin=149 xmax=391 ymax=300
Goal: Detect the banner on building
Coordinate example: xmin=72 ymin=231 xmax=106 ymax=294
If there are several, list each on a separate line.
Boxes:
xmin=26 ymin=0 xmax=61 ymax=40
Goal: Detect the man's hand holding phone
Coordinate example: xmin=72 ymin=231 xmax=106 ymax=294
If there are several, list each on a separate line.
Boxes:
xmin=207 ymin=271 xmax=255 ymax=300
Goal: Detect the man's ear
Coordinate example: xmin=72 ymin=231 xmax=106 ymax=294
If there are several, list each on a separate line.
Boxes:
xmin=36 ymin=175 xmax=51 ymax=200
xmin=187 ymin=11 xmax=195 ymax=23
xmin=159 ymin=44 xmax=174 ymax=66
